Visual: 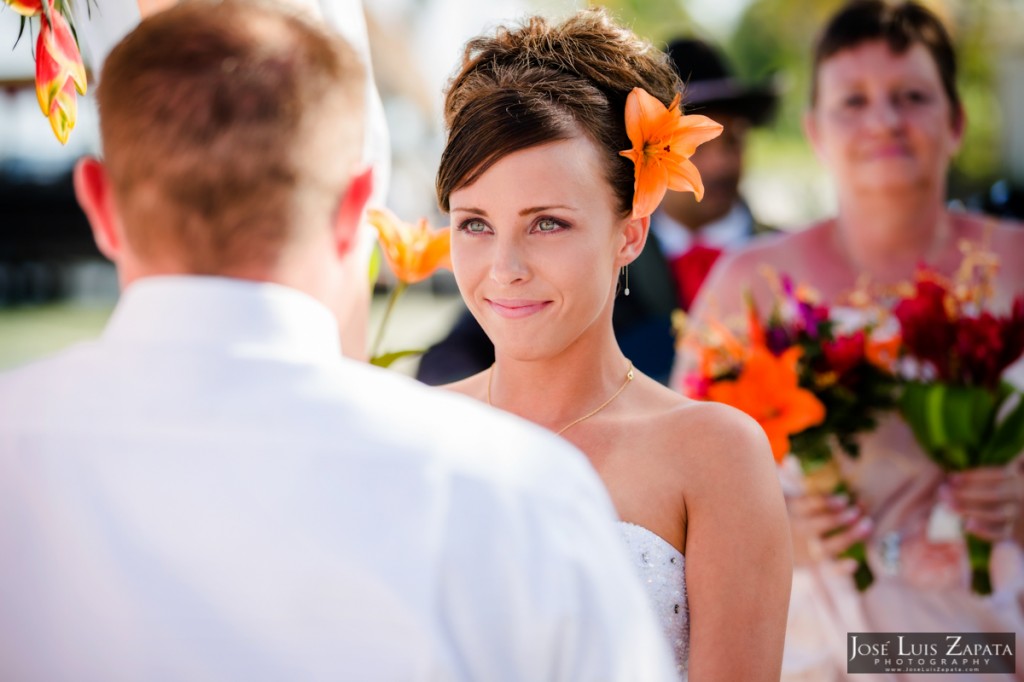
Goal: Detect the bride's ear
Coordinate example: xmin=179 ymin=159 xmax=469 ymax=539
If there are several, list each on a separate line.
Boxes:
xmin=617 ymin=214 xmax=649 ymax=266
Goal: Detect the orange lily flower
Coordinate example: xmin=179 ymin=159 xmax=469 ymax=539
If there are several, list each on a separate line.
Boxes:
xmin=619 ymin=87 xmax=723 ymax=219
xmin=706 ymin=345 xmax=826 ymax=463
xmin=6 ymin=0 xmax=43 ymax=16
xmin=35 ymin=6 xmax=87 ymax=144
xmin=865 ymin=332 xmax=902 ymax=372
xmin=367 ymin=208 xmax=451 ymax=284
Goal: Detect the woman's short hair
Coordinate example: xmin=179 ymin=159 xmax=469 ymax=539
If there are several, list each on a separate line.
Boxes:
xmin=436 ymin=9 xmax=680 ymax=217
xmin=811 ymin=0 xmax=961 ymax=116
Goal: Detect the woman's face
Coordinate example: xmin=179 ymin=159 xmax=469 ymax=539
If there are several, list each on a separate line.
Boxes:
xmin=806 ymin=40 xmax=964 ymax=196
xmin=449 ymin=135 xmax=644 ymax=361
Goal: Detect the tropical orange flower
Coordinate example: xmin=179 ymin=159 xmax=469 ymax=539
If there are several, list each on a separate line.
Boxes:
xmin=865 ymin=332 xmax=902 ymax=372
xmin=619 ymin=87 xmax=723 ymax=219
xmin=35 ymin=5 xmax=87 ymax=144
xmin=706 ymin=345 xmax=826 ymax=463
xmin=367 ymin=208 xmax=451 ymax=284
xmin=6 ymin=0 xmax=43 ymax=16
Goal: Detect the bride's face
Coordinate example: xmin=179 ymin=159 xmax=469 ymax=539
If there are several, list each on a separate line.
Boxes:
xmin=449 ymin=135 xmax=641 ymax=360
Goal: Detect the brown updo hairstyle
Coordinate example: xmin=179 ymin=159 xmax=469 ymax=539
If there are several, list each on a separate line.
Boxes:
xmin=436 ymin=9 xmax=680 ymax=217
xmin=811 ymin=1 xmax=961 ymax=119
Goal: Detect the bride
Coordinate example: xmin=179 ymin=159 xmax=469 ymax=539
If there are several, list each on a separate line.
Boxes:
xmin=437 ymin=9 xmax=791 ymax=679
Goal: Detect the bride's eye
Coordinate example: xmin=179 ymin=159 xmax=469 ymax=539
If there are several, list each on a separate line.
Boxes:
xmin=533 ymin=217 xmax=566 ymax=234
xmin=458 ymin=218 xmax=491 ymax=235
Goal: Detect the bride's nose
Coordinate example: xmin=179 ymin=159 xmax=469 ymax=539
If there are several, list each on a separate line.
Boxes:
xmin=489 ymin=236 xmax=530 ymax=285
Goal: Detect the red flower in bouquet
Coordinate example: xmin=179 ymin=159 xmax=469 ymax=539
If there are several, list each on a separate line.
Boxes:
xmin=823 ymin=330 xmax=867 ymax=379
xmin=892 ymin=278 xmax=956 ymax=379
xmin=894 ymin=255 xmax=1024 ymax=595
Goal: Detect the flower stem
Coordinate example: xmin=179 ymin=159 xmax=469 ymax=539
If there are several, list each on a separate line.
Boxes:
xmin=370 ymin=281 xmax=407 ymax=360
xmin=967 ymin=532 xmax=993 ymax=595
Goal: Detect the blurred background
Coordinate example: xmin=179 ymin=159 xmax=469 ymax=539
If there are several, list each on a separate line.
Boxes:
xmin=2 ymin=0 xmax=1023 ymax=372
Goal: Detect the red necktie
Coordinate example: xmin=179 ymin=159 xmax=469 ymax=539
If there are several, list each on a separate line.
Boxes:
xmin=671 ymin=244 xmax=723 ymax=310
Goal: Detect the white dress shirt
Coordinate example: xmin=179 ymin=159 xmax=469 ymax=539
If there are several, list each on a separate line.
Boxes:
xmin=0 ymin=277 xmax=676 ymax=682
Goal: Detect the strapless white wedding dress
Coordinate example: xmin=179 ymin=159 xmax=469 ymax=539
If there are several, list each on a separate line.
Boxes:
xmin=619 ymin=522 xmax=689 ymax=679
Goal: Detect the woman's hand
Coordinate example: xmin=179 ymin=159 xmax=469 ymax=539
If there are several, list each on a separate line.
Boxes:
xmin=787 ymin=493 xmax=873 ymax=566
xmin=942 ymin=462 xmax=1024 ymax=543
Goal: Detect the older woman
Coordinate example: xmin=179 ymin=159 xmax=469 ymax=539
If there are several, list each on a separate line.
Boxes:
xmin=678 ymin=1 xmax=1024 ymax=680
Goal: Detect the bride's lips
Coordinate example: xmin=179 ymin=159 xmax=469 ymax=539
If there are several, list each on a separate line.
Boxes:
xmin=486 ymin=298 xmax=552 ymax=319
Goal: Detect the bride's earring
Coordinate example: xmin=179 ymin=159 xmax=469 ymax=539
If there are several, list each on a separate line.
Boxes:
xmin=622 ymin=266 xmax=630 ymax=296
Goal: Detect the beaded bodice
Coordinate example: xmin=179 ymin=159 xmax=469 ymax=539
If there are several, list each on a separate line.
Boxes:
xmin=618 ymin=522 xmax=689 ymax=679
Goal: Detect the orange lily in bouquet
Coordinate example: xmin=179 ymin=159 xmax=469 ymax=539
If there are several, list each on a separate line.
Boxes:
xmin=366 ymin=208 xmax=451 ymax=367
xmin=6 ymin=0 xmax=88 ymax=144
xmin=892 ymin=246 xmax=1024 ymax=595
xmin=683 ymin=275 xmax=900 ymax=590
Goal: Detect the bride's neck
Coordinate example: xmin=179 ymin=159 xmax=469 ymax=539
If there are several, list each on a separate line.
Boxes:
xmin=488 ymin=341 xmax=630 ymax=433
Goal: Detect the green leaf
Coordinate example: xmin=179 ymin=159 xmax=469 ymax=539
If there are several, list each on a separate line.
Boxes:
xmin=900 ymin=382 xmax=938 ymax=451
xmin=15 ymin=16 xmax=27 ymax=49
xmin=369 ymin=348 xmax=424 ymax=368
xmin=944 ymin=385 xmax=994 ymax=453
xmin=981 ymin=390 xmax=1024 ymax=466
xmin=924 ymin=383 xmax=949 ymax=448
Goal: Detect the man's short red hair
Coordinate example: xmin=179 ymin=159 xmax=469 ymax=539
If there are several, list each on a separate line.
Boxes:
xmin=99 ymin=0 xmax=366 ymax=273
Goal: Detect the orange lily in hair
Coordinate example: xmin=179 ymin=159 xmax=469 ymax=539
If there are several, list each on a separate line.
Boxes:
xmin=367 ymin=208 xmax=451 ymax=284
xmin=35 ymin=4 xmax=88 ymax=144
xmin=619 ymin=87 xmax=723 ymax=219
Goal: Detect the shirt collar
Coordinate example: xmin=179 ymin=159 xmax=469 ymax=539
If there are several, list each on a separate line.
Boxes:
xmin=103 ymin=276 xmax=343 ymax=362
xmin=651 ymin=202 xmax=753 ymax=258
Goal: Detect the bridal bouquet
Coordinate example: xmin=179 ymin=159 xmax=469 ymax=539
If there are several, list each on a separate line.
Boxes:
xmin=5 ymin=0 xmax=88 ymax=143
xmin=892 ymin=251 xmax=1024 ymax=595
xmin=683 ymin=273 xmax=899 ymax=590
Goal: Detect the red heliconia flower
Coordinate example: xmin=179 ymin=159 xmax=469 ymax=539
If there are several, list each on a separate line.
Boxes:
xmin=35 ymin=5 xmax=88 ymax=144
xmin=893 ymin=279 xmax=956 ymax=380
xmin=823 ymin=330 xmax=867 ymax=379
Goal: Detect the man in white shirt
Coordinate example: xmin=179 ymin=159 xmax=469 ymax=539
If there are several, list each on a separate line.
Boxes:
xmin=0 ymin=2 xmax=676 ymax=680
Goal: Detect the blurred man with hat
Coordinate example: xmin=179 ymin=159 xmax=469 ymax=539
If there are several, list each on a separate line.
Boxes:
xmin=630 ymin=36 xmax=778 ymax=324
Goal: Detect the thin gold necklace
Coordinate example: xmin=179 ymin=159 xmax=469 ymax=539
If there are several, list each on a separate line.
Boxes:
xmin=486 ymin=361 xmax=635 ymax=436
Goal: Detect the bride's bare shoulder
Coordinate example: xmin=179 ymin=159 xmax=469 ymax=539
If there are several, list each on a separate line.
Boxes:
xmin=638 ymin=383 xmax=777 ymax=485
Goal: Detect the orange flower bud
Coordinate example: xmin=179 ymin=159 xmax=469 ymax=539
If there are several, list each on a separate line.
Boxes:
xmin=368 ymin=208 xmax=451 ymax=285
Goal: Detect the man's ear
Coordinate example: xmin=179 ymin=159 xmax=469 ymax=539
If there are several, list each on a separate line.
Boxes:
xmin=617 ymin=214 xmax=650 ymax=267
xmin=73 ymin=157 xmax=123 ymax=263
xmin=332 ymin=167 xmax=374 ymax=257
